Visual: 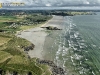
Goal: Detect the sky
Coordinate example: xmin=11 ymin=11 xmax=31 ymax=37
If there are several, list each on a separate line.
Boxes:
xmin=0 ymin=0 xmax=100 ymax=7
xmin=1 ymin=0 xmax=100 ymax=10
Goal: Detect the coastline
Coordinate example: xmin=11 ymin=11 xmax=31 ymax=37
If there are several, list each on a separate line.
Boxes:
xmin=42 ymin=16 xmax=65 ymax=60
xmin=17 ymin=16 xmax=64 ymax=59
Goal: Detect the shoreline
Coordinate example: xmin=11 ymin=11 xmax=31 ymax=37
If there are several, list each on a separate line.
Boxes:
xmin=17 ymin=16 xmax=64 ymax=59
xmin=17 ymin=24 xmax=47 ymax=59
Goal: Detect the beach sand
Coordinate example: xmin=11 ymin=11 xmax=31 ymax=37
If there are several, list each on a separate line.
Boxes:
xmin=17 ymin=16 xmax=64 ymax=59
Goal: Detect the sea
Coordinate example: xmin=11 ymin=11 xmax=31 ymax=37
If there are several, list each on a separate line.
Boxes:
xmin=43 ymin=12 xmax=100 ymax=75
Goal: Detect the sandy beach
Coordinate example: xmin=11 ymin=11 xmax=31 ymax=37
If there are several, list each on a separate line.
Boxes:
xmin=17 ymin=16 xmax=64 ymax=59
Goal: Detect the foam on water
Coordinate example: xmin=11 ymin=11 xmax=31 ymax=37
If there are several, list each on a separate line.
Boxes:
xmin=46 ymin=15 xmax=100 ymax=75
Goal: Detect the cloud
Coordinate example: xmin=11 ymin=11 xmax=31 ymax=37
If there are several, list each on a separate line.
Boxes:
xmin=0 ymin=0 xmax=100 ymax=7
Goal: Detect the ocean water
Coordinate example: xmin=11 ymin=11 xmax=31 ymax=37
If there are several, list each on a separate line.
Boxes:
xmin=43 ymin=12 xmax=100 ymax=75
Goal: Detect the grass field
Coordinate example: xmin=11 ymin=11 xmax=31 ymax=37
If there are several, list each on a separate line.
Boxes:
xmin=0 ymin=32 xmax=51 ymax=75
xmin=0 ymin=36 xmax=11 ymax=46
xmin=0 ymin=51 xmax=12 ymax=63
xmin=4 ymin=57 xmax=51 ymax=75
xmin=5 ymin=56 xmax=42 ymax=75
xmin=0 ymin=15 xmax=52 ymax=33
xmin=0 ymin=16 xmax=22 ymax=33
xmin=0 ymin=16 xmax=22 ymax=22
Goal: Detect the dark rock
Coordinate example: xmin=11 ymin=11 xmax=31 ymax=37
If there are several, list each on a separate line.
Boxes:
xmin=28 ymin=72 xmax=32 ymax=75
xmin=41 ymin=26 xmax=62 ymax=30
xmin=13 ymin=71 xmax=18 ymax=75
xmin=0 ymin=30 xmax=5 ymax=32
xmin=0 ymin=68 xmax=3 ymax=75
xmin=24 ymin=44 xmax=35 ymax=51
xmin=37 ymin=59 xmax=65 ymax=75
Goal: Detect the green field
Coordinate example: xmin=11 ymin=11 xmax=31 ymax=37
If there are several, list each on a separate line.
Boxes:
xmin=0 ymin=34 xmax=51 ymax=74
xmin=0 ymin=14 xmax=52 ymax=33
xmin=0 ymin=16 xmax=16 ymax=21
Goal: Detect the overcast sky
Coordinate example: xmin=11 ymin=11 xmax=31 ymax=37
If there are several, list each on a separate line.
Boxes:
xmin=0 ymin=0 xmax=100 ymax=7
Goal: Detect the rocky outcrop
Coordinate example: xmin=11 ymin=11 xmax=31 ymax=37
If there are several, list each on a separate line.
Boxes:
xmin=0 ymin=29 xmax=5 ymax=32
xmin=21 ymin=44 xmax=35 ymax=51
xmin=41 ymin=26 xmax=62 ymax=30
xmin=0 ymin=68 xmax=3 ymax=75
xmin=37 ymin=59 xmax=65 ymax=75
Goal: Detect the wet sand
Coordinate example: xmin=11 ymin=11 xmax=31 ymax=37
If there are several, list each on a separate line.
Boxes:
xmin=17 ymin=16 xmax=64 ymax=59
xmin=42 ymin=16 xmax=65 ymax=60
